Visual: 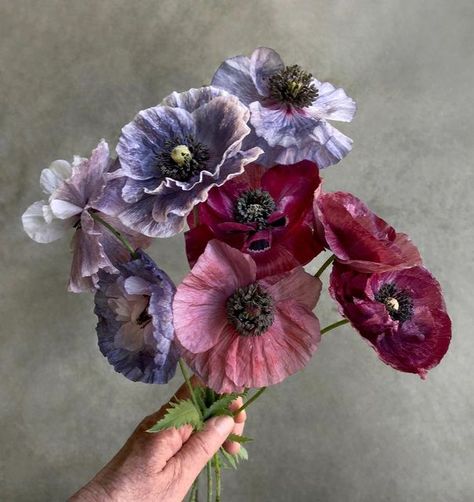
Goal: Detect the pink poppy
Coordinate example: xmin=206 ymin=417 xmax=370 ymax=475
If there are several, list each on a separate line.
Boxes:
xmin=330 ymin=264 xmax=451 ymax=377
xmin=185 ymin=161 xmax=324 ymax=278
xmin=314 ymin=191 xmax=422 ymax=273
xmin=173 ymin=240 xmax=322 ymax=393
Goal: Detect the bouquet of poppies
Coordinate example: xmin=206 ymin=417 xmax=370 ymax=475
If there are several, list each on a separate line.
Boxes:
xmin=22 ymin=47 xmax=451 ymax=500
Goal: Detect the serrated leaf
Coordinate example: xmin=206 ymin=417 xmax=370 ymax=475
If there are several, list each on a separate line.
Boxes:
xmin=147 ymin=399 xmax=202 ymax=433
xmin=227 ymin=433 xmax=253 ymax=444
xmin=236 ymin=445 xmax=249 ymax=461
xmin=219 ymin=448 xmax=238 ymax=469
xmin=203 ymin=393 xmax=240 ymax=420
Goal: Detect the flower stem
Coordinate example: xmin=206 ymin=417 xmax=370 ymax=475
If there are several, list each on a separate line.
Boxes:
xmin=214 ymin=454 xmax=221 ymax=502
xmin=314 ymin=254 xmax=335 ymax=278
xmin=188 ymin=476 xmax=199 ymax=502
xmin=179 ymin=358 xmax=202 ymax=418
xmin=234 ymin=387 xmax=267 ymax=416
xmin=88 ymin=210 xmax=137 ymax=258
xmin=207 ymin=460 xmax=213 ymax=502
xmin=320 ymin=319 xmax=349 ymax=335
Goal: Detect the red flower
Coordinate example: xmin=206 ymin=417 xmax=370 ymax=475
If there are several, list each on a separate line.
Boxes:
xmin=173 ymin=240 xmax=322 ymax=393
xmin=330 ymin=264 xmax=451 ymax=377
xmin=186 ymin=161 xmax=324 ymax=278
xmin=314 ymin=191 xmax=422 ymax=272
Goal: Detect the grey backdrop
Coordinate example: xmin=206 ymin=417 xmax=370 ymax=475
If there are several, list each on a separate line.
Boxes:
xmin=1 ymin=1 xmax=473 ymax=501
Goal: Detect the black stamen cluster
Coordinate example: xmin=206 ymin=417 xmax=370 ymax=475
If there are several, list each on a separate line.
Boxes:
xmin=234 ymin=189 xmax=276 ymax=230
xmin=268 ymin=64 xmax=318 ymax=108
xmin=226 ymin=283 xmax=275 ymax=337
xmin=375 ymin=283 xmax=414 ymax=322
xmin=156 ymin=135 xmax=210 ymax=182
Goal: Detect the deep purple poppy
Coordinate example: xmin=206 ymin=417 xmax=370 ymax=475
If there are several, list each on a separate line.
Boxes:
xmin=211 ymin=47 xmax=356 ymax=168
xmin=108 ymin=87 xmax=262 ymax=238
xmin=330 ymin=264 xmax=451 ymax=377
xmin=315 ymin=191 xmax=422 ymax=273
xmin=185 ymin=160 xmax=324 ymax=278
xmin=95 ymin=250 xmax=178 ymax=384
xmin=21 ymin=140 xmax=150 ymax=293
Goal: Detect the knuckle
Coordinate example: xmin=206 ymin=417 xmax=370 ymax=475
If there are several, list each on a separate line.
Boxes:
xmin=192 ymin=434 xmax=214 ymax=459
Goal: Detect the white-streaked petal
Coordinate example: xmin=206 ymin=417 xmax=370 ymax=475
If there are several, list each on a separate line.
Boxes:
xmin=50 ymin=199 xmax=83 ymax=219
xmin=124 ymin=276 xmax=151 ymax=296
xmin=309 ymin=80 xmax=356 ymax=122
xmin=250 ymin=47 xmax=284 ymax=96
xmin=22 ymin=200 xmax=71 ymax=243
xmin=40 ymin=160 xmax=72 ymax=195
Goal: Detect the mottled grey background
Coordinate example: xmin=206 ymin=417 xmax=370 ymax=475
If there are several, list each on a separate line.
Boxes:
xmin=1 ymin=1 xmax=473 ymax=501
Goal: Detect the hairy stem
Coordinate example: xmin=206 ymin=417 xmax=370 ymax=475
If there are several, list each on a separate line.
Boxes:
xmin=214 ymin=454 xmax=221 ymax=502
xmin=234 ymin=387 xmax=267 ymax=416
xmin=321 ymin=319 xmax=349 ymax=335
xmin=88 ymin=210 xmax=137 ymax=258
xmin=189 ymin=475 xmax=199 ymax=502
xmin=207 ymin=460 xmax=212 ymax=502
xmin=179 ymin=358 xmax=202 ymax=418
xmin=314 ymin=254 xmax=335 ymax=278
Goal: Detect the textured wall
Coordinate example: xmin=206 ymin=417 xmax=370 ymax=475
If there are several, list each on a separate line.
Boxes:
xmin=1 ymin=1 xmax=473 ymax=501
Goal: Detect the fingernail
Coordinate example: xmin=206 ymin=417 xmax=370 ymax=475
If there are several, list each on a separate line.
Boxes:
xmin=212 ymin=415 xmax=234 ymax=435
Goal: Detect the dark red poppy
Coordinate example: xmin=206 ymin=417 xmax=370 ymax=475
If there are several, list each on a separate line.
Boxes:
xmin=185 ymin=161 xmax=324 ymax=277
xmin=330 ymin=264 xmax=451 ymax=377
xmin=314 ymin=191 xmax=422 ymax=273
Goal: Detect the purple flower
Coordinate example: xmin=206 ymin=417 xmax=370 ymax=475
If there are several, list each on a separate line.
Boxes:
xmin=108 ymin=87 xmax=262 ymax=238
xmin=21 ymin=140 xmax=150 ymax=292
xmin=95 ymin=250 xmax=178 ymax=384
xmin=211 ymin=47 xmax=356 ymax=168
xmin=330 ymin=264 xmax=451 ymax=377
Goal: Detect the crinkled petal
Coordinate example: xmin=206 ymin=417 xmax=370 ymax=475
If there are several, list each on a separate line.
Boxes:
xmin=211 ymin=55 xmax=260 ymax=105
xmin=22 ymin=200 xmax=73 ymax=243
xmin=40 ymin=160 xmax=72 ymax=196
xmin=161 ymin=86 xmax=229 ymax=111
xmin=308 ymin=79 xmax=356 ymax=122
xmin=250 ymin=47 xmax=284 ymax=96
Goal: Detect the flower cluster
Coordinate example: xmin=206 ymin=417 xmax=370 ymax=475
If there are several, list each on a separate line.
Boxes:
xmin=22 ymin=47 xmax=450 ymax=408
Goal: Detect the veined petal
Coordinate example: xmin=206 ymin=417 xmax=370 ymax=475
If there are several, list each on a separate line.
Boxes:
xmin=309 ymin=80 xmax=356 ymax=122
xmin=22 ymin=200 xmax=72 ymax=243
xmin=40 ymin=160 xmax=72 ymax=195
xmin=250 ymin=47 xmax=284 ymax=96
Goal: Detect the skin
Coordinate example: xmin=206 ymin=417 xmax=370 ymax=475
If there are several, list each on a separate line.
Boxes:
xmin=70 ymin=380 xmax=246 ymax=502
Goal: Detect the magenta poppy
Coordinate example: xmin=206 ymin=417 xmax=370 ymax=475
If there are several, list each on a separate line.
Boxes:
xmin=314 ymin=191 xmax=422 ymax=273
xmin=185 ymin=160 xmax=324 ymax=278
xmin=330 ymin=264 xmax=451 ymax=377
xmin=173 ymin=240 xmax=322 ymax=393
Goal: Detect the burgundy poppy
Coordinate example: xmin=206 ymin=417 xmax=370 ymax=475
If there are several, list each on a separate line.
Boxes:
xmin=314 ymin=191 xmax=422 ymax=273
xmin=330 ymin=264 xmax=451 ymax=377
xmin=185 ymin=160 xmax=324 ymax=278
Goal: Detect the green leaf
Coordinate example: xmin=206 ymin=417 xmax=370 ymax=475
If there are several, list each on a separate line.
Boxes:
xmin=236 ymin=445 xmax=249 ymax=461
xmin=219 ymin=444 xmax=249 ymax=469
xmin=147 ymin=399 xmax=202 ymax=433
xmin=227 ymin=433 xmax=253 ymax=444
xmin=203 ymin=393 xmax=240 ymax=420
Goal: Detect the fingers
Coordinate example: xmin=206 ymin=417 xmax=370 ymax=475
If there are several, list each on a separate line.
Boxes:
xmin=224 ymin=397 xmax=247 ymax=455
xmin=165 ymin=415 xmax=235 ymax=489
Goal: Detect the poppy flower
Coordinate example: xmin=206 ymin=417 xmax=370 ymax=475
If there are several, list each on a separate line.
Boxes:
xmin=111 ymin=87 xmax=262 ymax=238
xmin=329 ymin=264 xmax=451 ymax=377
xmin=95 ymin=250 xmax=178 ymax=384
xmin=21 ymin=140 xmax=150 ymax=292
xmin=314 ymin=191 xmax=422 ymax=273
xmin=211 ymin=47 xmax=356 ymax=168
xmin=185 ymin=160 xmax=324 ymax=278
xmin=173 ymin=240 xmax=322 ymax=393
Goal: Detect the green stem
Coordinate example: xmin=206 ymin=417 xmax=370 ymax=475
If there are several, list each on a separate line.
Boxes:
xmin=189 ymin=476 xmax=199 ymax=502
xmin=89 ymin=211 xmax=137 ymax=258
xmin=207 ymin=460 xmax=213 ymax=502
xmin=320 ymin=319 xmax=349 ymax=335
xmin=314 ymin=254 xmax=335 ymax=278
xmin=214 ymin=454 xmax=221 ymax=502
xmin=234 ymin=387 xmax=266 ymax=416
xmin=179 ymin=358 xmax=202 ymax=418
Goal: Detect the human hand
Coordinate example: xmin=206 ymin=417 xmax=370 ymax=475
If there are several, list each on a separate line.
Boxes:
xmin=70 ymin=380 xmax=247 ymax=502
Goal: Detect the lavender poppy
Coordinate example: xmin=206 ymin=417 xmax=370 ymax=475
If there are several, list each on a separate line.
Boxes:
xmin=330 ymin=264 xmax=451 ymax=377
xmin=111 ymin=87 xmax=263 ymax=238
xmin=185 ymin=160 xmax=324 ymax=278
xmin=211 ymin=47 xmax=356 ymax=168
xmin=95 ymin=250 xmax=178 ymax=384
xmin=21 ymin=140 xmax=150 ymax=293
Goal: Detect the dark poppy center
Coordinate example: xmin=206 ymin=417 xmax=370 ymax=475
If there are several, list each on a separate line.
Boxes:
xmin=375 ymin=283 xmax=414 ymax=322
xmin=234 ymin=189 xmax=276 ymax=230
xmin=226 ymin=283 xmax=274 ymax=337
xmin=268 ymin=64 xmax=318 ymax=108
xmin=157 ymin=135 xmax=210 ymax=182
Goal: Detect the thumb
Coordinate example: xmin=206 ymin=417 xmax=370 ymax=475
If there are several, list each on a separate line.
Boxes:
xmin=166 ymin=415 xmax=234 ymax=482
